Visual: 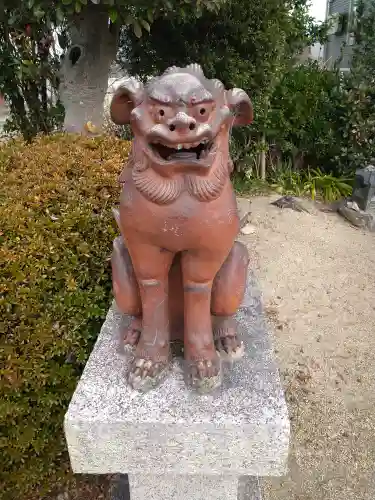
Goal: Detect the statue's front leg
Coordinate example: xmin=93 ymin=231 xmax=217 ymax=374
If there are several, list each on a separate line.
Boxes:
xmin=181 ymin=250 xmax=226 ymax=394
xmin=125 ymin=240 xmax=174 ymax=392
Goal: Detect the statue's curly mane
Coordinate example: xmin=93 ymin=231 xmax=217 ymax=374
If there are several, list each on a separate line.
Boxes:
xmin=121 ymin=143 xmax=231 ymax=205
xmin=146 ymin=63 xmax=225 ymax=101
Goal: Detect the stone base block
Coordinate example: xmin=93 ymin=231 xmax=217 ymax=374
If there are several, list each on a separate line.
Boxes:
xmin=130 ymin=474 xmax=238 ymax=500
xmin=64 ymin=273 xmax=289 ymax=478
xmin=110 ymin=474 xmax=262 ymax=500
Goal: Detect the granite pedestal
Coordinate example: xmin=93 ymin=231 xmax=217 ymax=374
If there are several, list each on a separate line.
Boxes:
xmin=64 ymin=273 xmax=290 ymax=499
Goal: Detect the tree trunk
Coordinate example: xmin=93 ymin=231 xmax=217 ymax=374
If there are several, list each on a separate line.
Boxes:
xmin=260 ymin=135 xmax=266 ymax=180
xmin=59 ymin=5 xmax=119 ymax=134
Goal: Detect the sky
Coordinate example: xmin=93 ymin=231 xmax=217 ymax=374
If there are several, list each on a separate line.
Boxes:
xmin=308 ymin=0 xmax=327 ymax=58
xmin=309 ymin=0 xmax=327 ymax=22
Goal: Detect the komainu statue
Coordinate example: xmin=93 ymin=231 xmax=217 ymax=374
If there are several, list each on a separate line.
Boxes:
xmin=110 ymin=64 xmax=253 ymax=393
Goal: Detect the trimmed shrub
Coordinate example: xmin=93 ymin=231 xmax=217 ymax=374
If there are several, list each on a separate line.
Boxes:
xmin=0 ymin=134 xmax=131 ymax=499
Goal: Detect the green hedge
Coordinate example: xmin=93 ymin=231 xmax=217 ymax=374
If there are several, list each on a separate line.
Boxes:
xmin=0 ymin=134 xmax=131 ymax=499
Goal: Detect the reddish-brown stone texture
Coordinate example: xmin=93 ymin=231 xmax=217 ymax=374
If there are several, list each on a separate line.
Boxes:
xmin=110 ymin=64 xmax=253 ymax=393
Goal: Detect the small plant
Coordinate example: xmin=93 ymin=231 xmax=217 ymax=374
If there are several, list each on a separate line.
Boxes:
xmin=303 ymin=168 xmax=353 ymax=201
xmin=269 ymin=163 xmax=353 ymax=201
xmin=269 ymin=160 xmax=306 ymax=196
xmin=232 ymin=173 xmax=271 ymax=196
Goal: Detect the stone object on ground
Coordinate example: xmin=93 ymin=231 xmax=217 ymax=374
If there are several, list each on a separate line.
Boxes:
xmin=109 ymin=474 xmax=263 ymax=500
xmin=237 ymin=197 xmax=252 ymax=228
xmin=318 ymin=199 xmax=347 ymax=213
xmin=241 ymin=223 xmax=256 ymax=235
xmin=338 ymin=198 xmax=375 ymax=231
xmin=352 ymin=165 xmax=375 ymax=214
xmin=270 ymin=195 xmax=317 ymax=214
xmin=64 ymin=273 xmax=290 ymax=500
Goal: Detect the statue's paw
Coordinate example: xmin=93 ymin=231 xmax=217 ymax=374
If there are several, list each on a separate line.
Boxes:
xmin=128 ymin=357 xmax=169 ymax=392
xmin=123 ymin=317 xmax=142 ymax=350
xmin=213 ymin=317 xmax=244 ymax=360
xmin=186 ymin=358 xmax=222 ymax=394
xmin=215 ymin=334 xmax=244 ymax=360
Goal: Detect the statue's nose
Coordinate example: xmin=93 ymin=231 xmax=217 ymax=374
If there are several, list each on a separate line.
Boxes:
xmin=168 ymin=112 xmax=196 ymax=133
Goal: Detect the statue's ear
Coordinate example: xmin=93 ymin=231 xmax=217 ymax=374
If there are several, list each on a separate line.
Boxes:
xmin=227 ymin=88 xmax=253 ymax=126
xmin=110 ymin=77 xmax=144 ymax=125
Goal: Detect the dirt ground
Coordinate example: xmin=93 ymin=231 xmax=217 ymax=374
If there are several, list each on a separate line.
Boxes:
xmin=59 ymin=194 xmax=375 ymax=500
xmin=237 ymin=195 xmax=375 ymax=500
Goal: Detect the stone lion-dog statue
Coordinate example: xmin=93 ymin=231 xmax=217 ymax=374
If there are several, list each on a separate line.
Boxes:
xmin=110 ymin=63 xmax=253 ymax=393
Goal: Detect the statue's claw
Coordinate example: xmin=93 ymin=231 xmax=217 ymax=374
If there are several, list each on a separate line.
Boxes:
xmin=213 ymin=317 xmax=244 ymax=360
xmin=185 ymin=357 xmax=222 ymax=394
xmin=215 ymin=335 xmax=244 ymax=360
xmin=123 ymin=316 xmax=142 ymax=350
xmin=128 ymin=357 xmax=170 ymax=392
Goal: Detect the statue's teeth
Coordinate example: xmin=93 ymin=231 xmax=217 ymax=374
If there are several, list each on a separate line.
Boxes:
xmin=175 ymin=142 xmax=203 ymax=150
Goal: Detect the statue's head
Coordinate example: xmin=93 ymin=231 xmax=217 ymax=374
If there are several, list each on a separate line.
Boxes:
xmin=110 ymin=64 xmax=253 ymax=172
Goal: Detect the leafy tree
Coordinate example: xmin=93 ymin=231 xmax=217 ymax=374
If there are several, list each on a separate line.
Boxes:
xmin=264 ymin=61 xmax=347 ymax=173
xmin=310 ymin=0 xmax=375 ymax=174
xmin=0 ymin=0 xmax=224 ymax=138
xmin=0 ymin=4 xmax=63 ymax=141
xmin=340 ymin=0 xmax=375 ymax=171
xmin=119 ymin=0 xmax=325 ymax=173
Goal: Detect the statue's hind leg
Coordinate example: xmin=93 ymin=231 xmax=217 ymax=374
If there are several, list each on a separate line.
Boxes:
xmin=211 ymin=241 xmax=249 ymax=359
xmin=112 ymin=236 xmax=142 ymax=348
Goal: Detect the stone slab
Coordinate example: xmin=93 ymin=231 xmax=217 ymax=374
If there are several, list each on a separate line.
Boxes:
xmin=129 ymin=474 xmax=237 ymax=500
xmin=238 ymin=477 xmax=263 ymax=500
xmin=110 ymin=474 xmax=262 ymax=500
xmin=64 ymin=272 xmax=290 ymax=476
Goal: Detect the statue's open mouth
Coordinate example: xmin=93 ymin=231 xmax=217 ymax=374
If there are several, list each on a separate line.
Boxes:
xmin=148 ymin=139 xmax=215 ymax=163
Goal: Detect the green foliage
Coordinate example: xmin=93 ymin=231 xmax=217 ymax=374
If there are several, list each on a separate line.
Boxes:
xmin=231 ymin=175 xmax=271 ymax=196
xmin=4 ymin=0 xmax=224 ymax=39
xmin=118 ymin=0 xmax=327 ymax=169
xmin=305 ymin=168 xmax=353 ymax=201
xmin=0 ymin=1 xmax=224 ymax=140
xmin=270 ymin=162 xmax=353 ymax=201
xmin=119 ymin=0 xmax=320 ymax=92
xmin=264 ymin=0 xmax=375 ymax=175
xmin=264 ymin=60 xmax=349 ymax=173
xmin=338 ymin=0 xmax=375 ymax=171
xmin=270 ymin=161 xmax=307 ymax=196
xmin=119 ymin=0 xmax=375 ymax=179
xmin=0 ymin=5 xmax=64 ymax=141
xmin=0 ymin=134 xmax=131 ymax=500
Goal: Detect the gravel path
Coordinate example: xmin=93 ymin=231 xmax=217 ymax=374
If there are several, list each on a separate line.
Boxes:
xmin=238 ymin=195 xmax=375 ymax=500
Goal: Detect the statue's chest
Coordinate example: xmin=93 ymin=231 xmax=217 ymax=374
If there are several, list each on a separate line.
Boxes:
xmin=119 ymin=179 xmax=238 ymax=247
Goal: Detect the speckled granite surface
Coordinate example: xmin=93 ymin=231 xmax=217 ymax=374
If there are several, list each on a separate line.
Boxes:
xmin=64 ymin=272 xmax=289 ymax=478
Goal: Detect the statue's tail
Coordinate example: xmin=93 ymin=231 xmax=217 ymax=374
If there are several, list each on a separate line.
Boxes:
xmin=111 ymin=234 xmax=141 ymax=316
xmin=111 ymin=207 xmax=140 ymax=313
xmin=112 ymin=207 xmax=121 ymax=230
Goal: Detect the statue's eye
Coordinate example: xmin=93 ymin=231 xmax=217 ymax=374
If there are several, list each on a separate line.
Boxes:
xmin=200 ymin=108 xmax=206 ymax=115
xmin=159 ymin=109 xmax=165 ymax=116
